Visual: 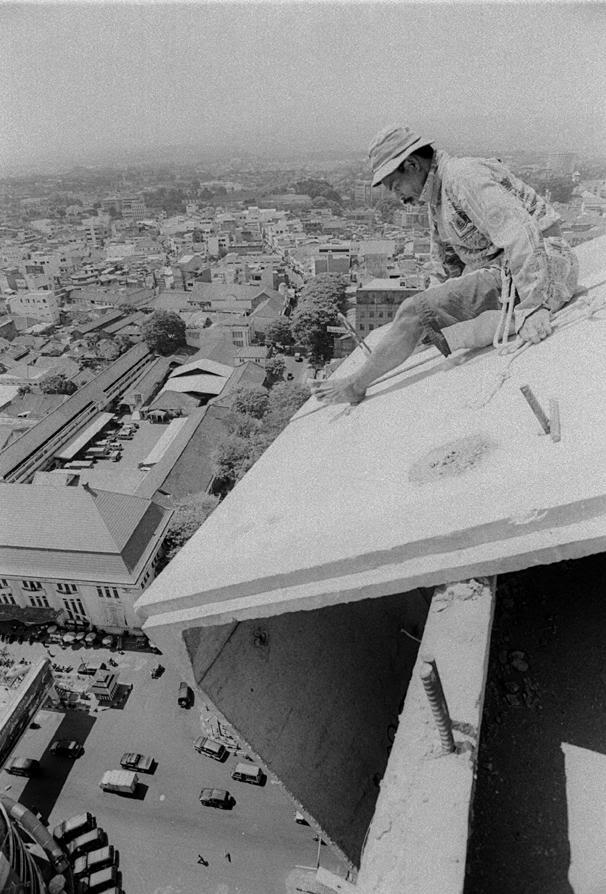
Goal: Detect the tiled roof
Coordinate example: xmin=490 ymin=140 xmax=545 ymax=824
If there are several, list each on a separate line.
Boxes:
xmin=0 ymin=484 xmax=146 ymax=552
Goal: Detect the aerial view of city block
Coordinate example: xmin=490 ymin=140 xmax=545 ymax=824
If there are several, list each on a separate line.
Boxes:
xmin=0 ymin=2 xmax=605 ymax=894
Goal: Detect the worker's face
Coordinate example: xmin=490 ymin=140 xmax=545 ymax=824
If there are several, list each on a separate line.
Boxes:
xmin=382 ymin=157 xmax=426 ymax=204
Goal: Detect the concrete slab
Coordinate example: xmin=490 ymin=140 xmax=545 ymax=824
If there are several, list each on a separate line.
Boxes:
xmin=138 ymin=236 xmax=606 ymax=629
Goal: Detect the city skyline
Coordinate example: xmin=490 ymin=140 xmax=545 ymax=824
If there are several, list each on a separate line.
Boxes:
xmin=2 ymin=1 xmax=605 ymax=173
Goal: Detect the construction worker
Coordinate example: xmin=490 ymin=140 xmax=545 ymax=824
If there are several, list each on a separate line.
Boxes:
xmin=312 ymin=124 xmax=578 ymax=405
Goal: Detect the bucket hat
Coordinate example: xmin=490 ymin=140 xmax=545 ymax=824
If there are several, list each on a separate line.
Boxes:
xmin=369 ymin=125 xmax=433 ymax=187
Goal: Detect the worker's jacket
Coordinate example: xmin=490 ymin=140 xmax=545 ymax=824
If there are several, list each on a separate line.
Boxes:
xmin=420 ymin=150 xmax=577 ymax=329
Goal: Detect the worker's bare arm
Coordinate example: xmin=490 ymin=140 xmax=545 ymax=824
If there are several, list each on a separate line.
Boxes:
xmin=312 ymin=303 xmax=424 ymax=405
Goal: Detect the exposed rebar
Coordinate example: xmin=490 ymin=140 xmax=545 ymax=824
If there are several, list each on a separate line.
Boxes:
xmin=420 ymin=656 xmax=455 ymax=754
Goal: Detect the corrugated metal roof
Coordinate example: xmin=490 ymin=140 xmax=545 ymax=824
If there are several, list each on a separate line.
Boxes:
xmin=161 ymin=374 xmax=226 ymax=396
xmin=139 ymin=418 xmax=188 ymax=467
xmin=56 ymin=412 xmax=115 ymax=461
xmin=0 ymin=343 xmax=151 ymax=479
xmin=171 ymin=358 xmax=233 ymax=378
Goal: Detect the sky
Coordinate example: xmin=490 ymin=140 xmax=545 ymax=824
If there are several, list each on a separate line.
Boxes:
xmin=1 ymin=0 xmax=605 ymax=170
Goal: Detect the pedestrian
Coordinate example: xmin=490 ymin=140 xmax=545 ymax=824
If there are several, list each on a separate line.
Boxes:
xmin=312 ymin=124 xmax=578 ymax=406
xmin=224 ymin=852 xmax=231 ymax=863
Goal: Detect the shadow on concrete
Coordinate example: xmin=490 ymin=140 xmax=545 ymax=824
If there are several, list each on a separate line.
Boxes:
xmin=16 ymin=710 xmax=96 ymax=824
xmin=465 ymin=555 xmax=606 ymax=894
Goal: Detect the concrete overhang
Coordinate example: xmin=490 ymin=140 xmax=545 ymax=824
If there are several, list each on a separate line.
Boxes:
xmin=137 ymin=235 xmax=606 ymax=632
xmin=135 ymin=234 xmax=606 ymax=875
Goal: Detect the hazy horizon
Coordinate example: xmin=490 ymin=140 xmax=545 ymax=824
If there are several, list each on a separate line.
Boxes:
xmin=2 ymin=1 xmax=605 ymax=173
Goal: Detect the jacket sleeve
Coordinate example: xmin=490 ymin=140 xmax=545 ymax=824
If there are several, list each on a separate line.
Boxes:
xmin=448 ymin=164 xmax=553 ymax=330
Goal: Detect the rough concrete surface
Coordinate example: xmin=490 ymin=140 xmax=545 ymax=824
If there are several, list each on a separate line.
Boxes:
xmin=466 ymin=553 xmax=606 ymax=894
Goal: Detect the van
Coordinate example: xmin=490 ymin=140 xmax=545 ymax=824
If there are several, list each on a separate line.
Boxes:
xmin=231 ymin=762 xmax=264 ymax=785
xmin=177 ymin=682 xmax=193 ymax=708
xmin=73 ymin=845 xmax=117 ymax=879
xmin=80 ymin=864 xmax=119 ymax=893
xmin=193 ymin=737 xmax=227 ymax=761
xmin=66 ymin=828 xmax=107 ymax=859
xmin=53 ymin=812 xmax=97 ymax=845
xmin=99 ymin=770 xmax=138 ymax=796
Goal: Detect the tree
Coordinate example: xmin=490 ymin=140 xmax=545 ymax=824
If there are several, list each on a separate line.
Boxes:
xmin=211 ymin=435 xmax=254 ymax=488
xmin=265 ymin=318 xmax=294 ymax=351
xmin=97 ymin=338 xmax=121 ymax=361
xmin=141 ymin=310 xmax=186 ymax=355
xmin=290 ymin=274 xmax=350 ymax=364
xmin=293 ymin=178 xmax=343 ymax=205
xmin=264 ymin=354 xmax=286 ymax=386
xmin=160 ymin=493 xmax=219 ymax=565
xmin=231 ymin=386 xmax=270 ymax=420
xmin=115 ymin=334 xmax=133 ymax=354
xmin=40 ymin=373 xmax=77 ymax=395
xmin=211 ymin=382 xmax=311 ymax=494
xmin=17 ymin=385 xmax=32 ymax=397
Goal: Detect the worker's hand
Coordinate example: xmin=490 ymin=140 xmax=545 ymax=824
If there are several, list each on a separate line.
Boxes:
xmin=518 ymin=308 xmax=552 ymax=345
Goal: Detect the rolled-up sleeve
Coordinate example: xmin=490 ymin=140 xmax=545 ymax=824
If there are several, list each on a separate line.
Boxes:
xmin=449 ymin=168 xmax=552 ymax=327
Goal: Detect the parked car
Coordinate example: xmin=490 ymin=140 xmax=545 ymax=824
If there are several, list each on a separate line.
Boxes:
xmin=150 ymin=663 xmax=164 ymax=678
xmin=77 ymin=864 xmax=120 ymax=893
xmin=294 ymin=811 xmax=309 ymax=825
xmin=177 ymin=682 xmax=193 ymax=708
xmin=66 ymin=828 xmax=107 ymax=859
xmin=231 ymin=762 xmax=264 ymax=785
xmin=193 ymin=737 xmax=228 ymax=762
xmin=119 ymin=752 xmax=154 ymax=773
xmin=53 ymin=812 xmax=96 ymax=845
xmin=5 ymin=757 xmax=40 ymax=777
xmin=50 ymin=739 xmax=84 ymax=758
xmin=73 ymin=845 xmax=118 ymax=880
xmin=199 ymin=788 xmax=232 ymax=809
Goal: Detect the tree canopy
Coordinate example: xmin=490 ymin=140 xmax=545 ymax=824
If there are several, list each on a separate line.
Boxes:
xmin=265 ymin=318 xmax=294 ymax=351
xmin=293 ymin=178 xmax=343 ymax=205
xmin=290 ymin=274 xmax=350 ymax=364
xmin=231 ymin=385 xmax=270 ymax=419
xmin=264 ymin=354 xmax=286 ymax=385
xmin=160 ymin=493 xmax=220 ymax=565
xmin=211 ymin=382 xmax=311 ymax=492
xmin=40 ymin=373 xmax=77 ymax=395
xmin=141 ymin=310 xmax=186 ymax=355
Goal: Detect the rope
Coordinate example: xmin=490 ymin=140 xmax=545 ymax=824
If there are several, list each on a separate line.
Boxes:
xmin=470 ymin=277 xmax=606 ymax=409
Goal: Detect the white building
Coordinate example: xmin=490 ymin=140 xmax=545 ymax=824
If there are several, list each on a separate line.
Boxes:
xmin=7 ymin=290 xmax=60 ymax=323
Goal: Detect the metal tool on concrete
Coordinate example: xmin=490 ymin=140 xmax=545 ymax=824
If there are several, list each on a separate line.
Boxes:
xmin=335 ymin=313 xmax=372 ymax=356
xmin=419 ymin=654 xmax=455 ymax=754
xmin=519 ymin=384 xmax=551 ymax=436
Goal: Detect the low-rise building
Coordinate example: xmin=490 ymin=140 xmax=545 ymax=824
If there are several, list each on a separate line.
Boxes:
xmin=6 ymin=290 xmax=60 ymax=324
xmin=0 ymin=482 xmax=172 ymax=634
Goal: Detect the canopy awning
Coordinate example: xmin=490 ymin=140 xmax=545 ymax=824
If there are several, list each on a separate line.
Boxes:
xmin=56 ymin=412 xmax=115 ymax=461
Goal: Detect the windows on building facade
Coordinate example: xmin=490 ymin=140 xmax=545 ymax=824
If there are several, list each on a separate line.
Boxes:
xmin=22 ymin=580 xmax=42 ymax=591
xmin=63 ymin=597 xmax=87 ymax=621
xmin=96 ymin=586 xmax=120 ymax=600
xmin=0 ymin=593 xmax=16 ymax=605
xmin=28 ymin=593 xmax=49 ymax=609
xmin=56 ymin=582 xmax=78 ymax=595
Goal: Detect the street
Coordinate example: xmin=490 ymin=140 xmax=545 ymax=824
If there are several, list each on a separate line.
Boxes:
xmin=1 ymin=640 xmax=346 ymax=894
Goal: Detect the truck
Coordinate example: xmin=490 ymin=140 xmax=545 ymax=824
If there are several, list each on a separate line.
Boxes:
xmin=99 ymin=769 xmax=138 ymax=796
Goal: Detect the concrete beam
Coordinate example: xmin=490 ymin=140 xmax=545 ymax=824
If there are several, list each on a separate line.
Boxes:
xmin=356 ymin=578 xmax=496 ymax=893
